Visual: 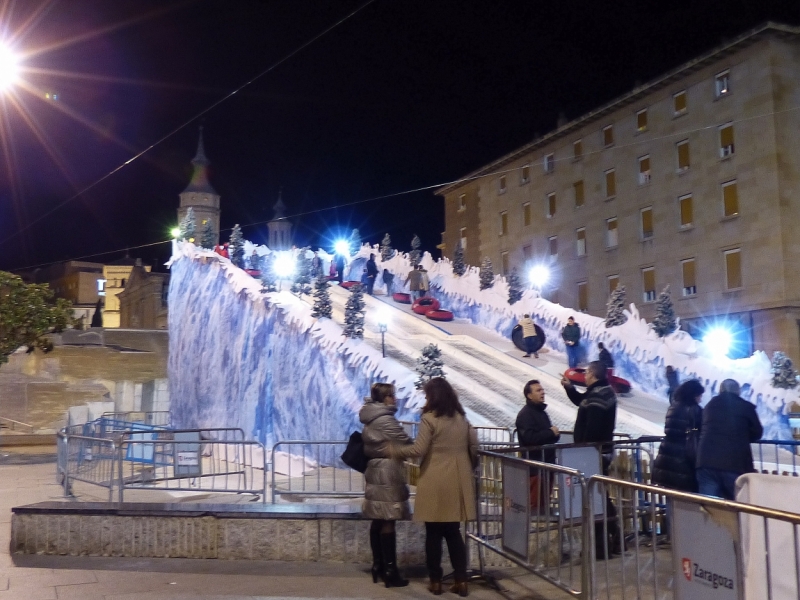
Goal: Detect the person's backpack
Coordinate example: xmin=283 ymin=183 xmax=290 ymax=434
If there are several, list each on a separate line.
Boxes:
xmin=341 ymin=431 xmax=369 ymax=473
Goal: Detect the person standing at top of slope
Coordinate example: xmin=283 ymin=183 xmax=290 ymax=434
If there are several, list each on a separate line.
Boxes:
xmin=366 ymin=253 xmax=379 ymax=295
xmin=405 ymin=265 xmax=424 ymax=300
xmin=561 ymin=316 xmax=581 ymax=368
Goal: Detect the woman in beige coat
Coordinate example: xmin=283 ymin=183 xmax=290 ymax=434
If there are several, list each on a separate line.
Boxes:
xmin=391 ymin=377 xmax=478 ymax=597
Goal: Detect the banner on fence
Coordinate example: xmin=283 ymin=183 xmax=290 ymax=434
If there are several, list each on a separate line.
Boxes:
xmin=557 ymin=446 xmax=602 ymax=520
xmin=502 ymin=458 xmax=530 ymax=561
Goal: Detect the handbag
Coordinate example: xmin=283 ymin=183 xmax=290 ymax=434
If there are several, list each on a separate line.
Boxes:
xmin=341 ymin=431 xmax=369 ymax=473
xmin=685 ymin=410 xmax=700 ymax=466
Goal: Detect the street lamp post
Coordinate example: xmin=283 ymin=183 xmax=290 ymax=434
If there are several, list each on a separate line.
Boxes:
xmin=377 ymin=308 xmax=390 ymax=358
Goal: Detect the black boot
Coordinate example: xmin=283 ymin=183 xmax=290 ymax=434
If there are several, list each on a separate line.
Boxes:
xmin=381 ymin=532 xmax=409 ymax=588
xmin=370 ymin=528 xmax=383 ymax=583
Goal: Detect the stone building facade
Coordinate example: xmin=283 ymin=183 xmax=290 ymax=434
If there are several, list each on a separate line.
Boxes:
xmin=438 ymin=24 xmax=800 ymax=361
xmin=118 ymin=265 xmax=169 ymax=330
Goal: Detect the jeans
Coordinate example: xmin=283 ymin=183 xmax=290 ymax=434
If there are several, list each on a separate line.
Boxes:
xmin=696 ymin=467 xmax=740 ymax=500
xmin=524 ymin=336 xmax=536 ymax=354
xmin=566 ymin=343 xmax=580 ymax=368
xmin=366 ymin=275 xmax=375 ymax=295
xmin=425 ymin=522 xmax=467 ymax=581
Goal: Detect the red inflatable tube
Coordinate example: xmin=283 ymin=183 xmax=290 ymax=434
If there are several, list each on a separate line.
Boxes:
xmin=392 ymin=292 xmax=412 ymax=304
xmin=426 ymin=310 xmax=454 ymax=322
xmin=412 ymin=297 xmax=441 ymax=315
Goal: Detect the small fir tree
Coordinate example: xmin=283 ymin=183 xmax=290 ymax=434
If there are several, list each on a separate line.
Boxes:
xmin=342 ymin=283 xmax=366 ymax=339
xmin=199 ymin=219 xmax=216 ymax=249
xmin=179 ymin=208 xmax=196 ymax=242
xmin=651 ymin=285 xmax=678 ymax=337
xmin=507 ymin=268 xmax=523 ymax=305
xmin=452 ymin=239 xmax=466 ymax=276
xmin=479 ymin=257 xmax=494 ymax=290
xmin=291 ymin=248 xmax=312 ymax=295
xmin=409 ymin=234 xmax=422 ymax=267
xmin=311 ymin=275 xmax=333 ymax=319
xmin=248 ymin=251 xmax=262 ymax=272
xmin=771 ymin=351 xmax=799 ymax=389
xmin=260 ymin=253 xmax=278 ymax=293
xmin=380 ymin=233 xmax=394 ymax=262
xmin=605 ymin=285 xmax=628 ymax=328
xmin=415 ymin=343 xmax=445 ymax=389
xmin=229 ymin=224 xmax=245 ymax=268
xmin=348 ymin=228 xmax=361 ymax=256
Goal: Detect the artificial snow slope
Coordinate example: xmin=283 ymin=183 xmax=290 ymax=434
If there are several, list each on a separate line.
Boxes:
xmin=321 ymin=284 xmax=663 ymax=437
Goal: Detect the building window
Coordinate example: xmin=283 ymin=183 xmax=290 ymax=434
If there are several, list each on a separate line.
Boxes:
xmin=719 ymin=123 xmax=734 ymax=158
xmin=673 ymin=90 xmax=687 ymax=115
xmin=521 ymin=165 xmax=530 ymax=184
xmin=724 ymin=248 xmax=742 ymax=290
xmin=605 ymin=169 xmax=616 ymax=198
xmin=458 ymin=194 xmax=466 ymax=211
xmin=573 ymin=139 xmax=583 ymax=160
xmin=499 ymin=176 xmax=507 ymax=194
xmin=679 ymin=193 xmax=693 ymax=228
xmin=638 ymin=155 xmax=651 ymax=185
xmin=605 ymin=217 xmax=618 ymax=248
xmin=547 ymin=192 xmax=556 ymax=218
xmin=544 ymin=153 xmax=555 ymax=173
xmin=715 ymin=70 xmax=730 ymax=97
xmin=636 ymin=109 xmax=648 ymax=132
xmin=548 ymin=236 xmax=558 ymax=261
xmin=501 ymin=252 xmax=509 ymax=275
xmin=642 ymin=267 xmax=656 ymax=302
xmin=97 ymin=279 xmax=107 ymax=297
xmin=676 ymin=140 xmax=690 ymax=172
xmin=576 ymin=227 xmax=586 ymax=256
xmin=460 ymin=227 xmax=467 ymax=250
xmin=603 ymin=125 xmax=614 ymax=147
xmin=722 ymin=180 xmax=739 ymax=217
xmin=573 ymin=181 xmax=584 ymax=207
xmin=523 ymin=245 xmax=532 ymax=261
xmin=681 ymin=258 xmax=696 ymax=296
xmin=523 ymin=202 xmax=531 ymax=226
xmin=608 ymin=275 xmax=619 ymax=294
xmin=500 ymin=211 xmax=508 ymax=235
xmin=577 ymin=281 xmax=588 ymax=312
xmin=641 ymin=206 xmax=654 ymax=239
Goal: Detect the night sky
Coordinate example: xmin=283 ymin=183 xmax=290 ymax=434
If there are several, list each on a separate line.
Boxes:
xmin=0 ymin=0 xmax=798 ymax=273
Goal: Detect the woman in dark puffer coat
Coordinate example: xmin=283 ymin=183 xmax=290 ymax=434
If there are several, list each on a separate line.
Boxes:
xmin=359 ymin=383 xmax=412 ymax=588
xmin=652 ymin=379 xmax=705 ymax=492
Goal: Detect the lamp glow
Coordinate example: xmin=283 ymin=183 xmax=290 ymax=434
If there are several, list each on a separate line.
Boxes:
xmin=274 ymin=254 xmax=295 ymax=279
xmin=170 ymin=227 xmax=181 ymax=239
xmin=529 ymin=265 xmax=550 ymax=287
xmin=704 ymin=327 xmax=733 ymax=359
xmin=377 ymin=307 xmax=391 ymax=329
xmin=334 ymin=240 xmax=350 ymax=256
xmin=0 ymin=44 xmax=19 ymax=91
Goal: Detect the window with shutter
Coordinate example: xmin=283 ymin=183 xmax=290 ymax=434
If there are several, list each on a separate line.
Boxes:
xmin=725 ymin=249 xmax=742 ymax=290
xmin=521 ymin=165 xmax=530 ymax=184
xmin=673 ymin=91 xmax=687 ymax=114
xmin=500 ymin=211 xmax=508 ymax=235
xmin=677 ymin=140 xmax=690 ymax=171
xmin=722 ymin=181 xmax=739 ymax=217
xmin=679 ymin=194 xmax=693 ymax=228
xmin=642 ymin=268 xmax=656 ymax=302
xmin=605 ymin=169 xmax=616 ymax=198
xmin=608 ymin=275 xmax=619 ymax=293
xmin=576 ymin=228 xmax=586 ymax=256
xmin=573 ymin=139 xmax=583 ymax=159
xmin=548 ymin=236 xmax=558 ymax=261
xmin=715 ymin=70 xmax=730 ymax=97
xmin=606 ymin=218 xmax=618 ymax=248
xmin=523 ymin=202 xmax=531 ymax=226
xmin=574 ymin=181 xmax=584 ymax=207
xmin=501 ymin=252 xmax=509 ymax=275
xmin=603 ymin=125 xmax=614 ymax=147
xmin=638 ymin=155 xmax=651 ymax=185
xmin=547 ymin=192 xmax=556 ymax=217
xmin=641 ymin=207 xmax=654 ymax=239
xmin=719 ymin=124 xmax=734 ymax=158
xmin=682 ymin=259 xmax=696 ymax=296
xmin=578 ymin=281 xmax=588 ymax=312
xmin=499 ymin=176 xmax=507 ymax=193
xmin=636 ymin=109 xmax=648 ymax=131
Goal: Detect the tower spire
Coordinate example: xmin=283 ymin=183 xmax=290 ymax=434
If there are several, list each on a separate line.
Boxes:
xmin=273 ymin=188 xmax=287 ymax=220
xmin=182 ymin=126 xmax=217 ymax=194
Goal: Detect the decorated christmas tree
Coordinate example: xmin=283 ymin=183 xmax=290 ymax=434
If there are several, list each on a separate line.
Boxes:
xmin=651 ymin=285 xmax=678 ymax=337
xmin=479 ymin=257 xmax=494 ymax=290
xmin=452 ymin=239 xmax=466 ymax=276
xmin=311 ymin=275 xmax=332 ymax=319
xmin=380 ymin=233 xmax=394 ymax=262
xmin=771 ymin=351 xmax=799 ymax=389
xmin=291 ymin=248 xmax=313 ymax=295
xmin=348 ymin=228 xmax=361 ymax=256
xmin=409 ymin=235 xmax=422 ymax=267
xmin=229 ymin=224 xmax=245 ymax=268
xmin=260 ymin=253 xmax=278 ymax=293
xmin=199 ymin=219 xmax=216 ymax=249
xmin=179 ymin=207 xmax=196 ymax=242
xmin=507 ymin=268 xmax=523 ymax=305
xmin=343 ymin=284 xmax=366 ymax=339
xmin=605 ymin=285 xmax=628 ymax=328
xmin=415 ymin=343 xmax=445 ymax=389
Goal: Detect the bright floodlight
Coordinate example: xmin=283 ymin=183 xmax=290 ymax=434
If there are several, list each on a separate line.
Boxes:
xmin=0 ymin=44 xmax=19 ymax=91
xmin=274 ymin=254 xmax=295 ymax=279
xmin=704 ymin=327 xmax=733 ymax=359
xmin=334 ymin=240 xmax=349 ymax=256
xmin=529 ymin=265 xmax=550 ymax=287
xmin=170 ymin=227 xmax=181 ymax=239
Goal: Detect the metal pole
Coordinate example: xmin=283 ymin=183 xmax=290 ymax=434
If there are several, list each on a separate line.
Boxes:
xmin=381 ymin=329 xmax=385 ymax=357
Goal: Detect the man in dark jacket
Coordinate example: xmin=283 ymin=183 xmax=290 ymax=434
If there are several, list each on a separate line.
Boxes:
xmin=366 ymin=253 xmax=379 ymax=295
xmin=561 ymin=361 xmax=617 ymax=457
xmin=696 ymin=379 xmax=762 ymax=500
xmin=561 ymin=316 xmax=581 ymax=368
xmin=516 ymin=380 xmax=559 ymax=510
xmin=597 ymin=342 xmax=614 ymax=375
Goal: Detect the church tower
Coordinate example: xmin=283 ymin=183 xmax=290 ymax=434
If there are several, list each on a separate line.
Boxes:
xmin=267 ymin=190 xmax=292 ymax=250
xmin=178 ymin=126 xmax=220 ymax=245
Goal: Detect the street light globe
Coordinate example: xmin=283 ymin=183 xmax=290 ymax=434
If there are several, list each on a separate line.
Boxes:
xmin=529 ymin=265 xmax=550 ymax=287
xmin=0 ymin=44 xmax=19 ymax=91
xmin=704 ymin=327 xmax=733 ymax=360
xmin=377 ymin=307 xmax=391 ymax=329
xmin=334 ymin=240 xmax=349 ymax=256
xmin=170 ymin=227 xmax=181 ymax=239
xmin=274 ymin=254 xmax=295 ymax=279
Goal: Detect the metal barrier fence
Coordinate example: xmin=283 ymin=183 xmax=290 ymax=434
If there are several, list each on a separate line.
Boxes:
xmin=61 ymin=434 xmax=118 ymax=502
xmin=100 ymin=411 xmax=172 ymax=428
xmin=270 ymin=440 xmax=364 ymax=502
xmin=755 ymin=439 xmax=800 ymax=476
xmin=399 ymin=421 xmax=514 ymax=445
